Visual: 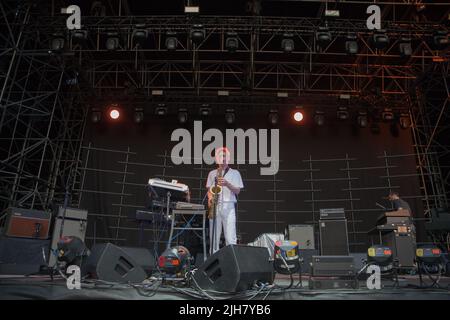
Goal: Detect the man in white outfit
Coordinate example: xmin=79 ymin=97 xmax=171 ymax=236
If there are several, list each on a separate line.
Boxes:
xmin=206 ymin=147 xmax=244 ymax=254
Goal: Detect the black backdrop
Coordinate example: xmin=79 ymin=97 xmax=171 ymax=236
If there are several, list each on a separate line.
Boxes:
xmin=80 ymin=110 xmax=424 ymax=254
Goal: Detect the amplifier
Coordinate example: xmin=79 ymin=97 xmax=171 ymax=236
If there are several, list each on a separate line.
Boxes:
xmin=311 ymin=255 xmax=355 ymax=277
xmin=4 ymin=207 xmax=51 ymax=240
xmin=287 ymin=224 xmax=315 ymax=249
xmin=319 ymin=208 xmax=345 ymax=220
xmin=319 ymin=218 xmax=349 ymax=255
xmin=309 ymin=278 xmax=358 ymax=290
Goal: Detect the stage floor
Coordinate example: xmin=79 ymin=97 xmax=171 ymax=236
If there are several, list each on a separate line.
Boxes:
xmin=1 ymin=274 xmax=449 ymax=300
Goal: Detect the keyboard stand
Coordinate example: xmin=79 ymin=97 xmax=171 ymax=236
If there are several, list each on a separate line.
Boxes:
xmin=167 ymin=209 xmax=207 ymax=263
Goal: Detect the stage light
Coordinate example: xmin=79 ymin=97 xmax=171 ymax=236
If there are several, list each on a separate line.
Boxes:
xmin=316 ymin=27 xmax=332 ymax=48
xmin=158 ymin=246 xmax=192 ymax=275
xmin=132 ymin=26 xmax=148 ymax=47
xmin=225 ymin=109 xmax=235 ymax=125
xmin=416 ymin=245 xmax=442 ymax=265
xmin=314 ymin=110 xmax=325 ymax=126
xmin=57 ymin=236 xmax=90 ymax=267
xmin=373 ymin=30 xmax=389 ymax=50
xmin=51 ymin=34 xmax=65 ymax=51
xmin=105 ymin=32 xmax=120 ymax=51
xmin=293 ymin=111 xmax=304 ymax=122
xmin=268 ymin=110 xmax=279 ymax=126
xmin=71 ymin=30 xmax=88 ymax=46
xmin=281 ymin=33 xmax=294 ymax=53
xmin=357 ymin=110 xmax=368 ymax=128
xmin=165 ymin=32 xmax=177 ymax=51
xmin=433 ymin=31 xmax=449 ymax=50
xmin=155 ymin=104 xmax=168 ymax=116
xmin=399 ymin=38 xmax=412 ymax=57
xmin=109 ymin=108 xmax=120 ymax=120
xmin=178 ymin=108 xmax=188 ymax=124
xmin=225 ymin=32 xmax=239 ymax=52
xmin=367 ymin=245 xmax=393 ymax=271
xmin=337 ymin=106 xmax=349 ymax=120
xmin=190 ymin=25 xmax=205 ymax=45
xmin=399 ymin=113 xmax=411 ymax=129
xmin=345 ymin=34 xmax=358 ymax=55
xmin=274 ymin=240 xmax=300 ymax=275
xmin=134 ymin=108 xmax=144 ymax=124
xmin=382 ymin=108 xmax=394 ymax=121
xmin=90 ymin=108 xmax=102 ymax=123
xmin=199 ymin=104 xmax=211 ymax=116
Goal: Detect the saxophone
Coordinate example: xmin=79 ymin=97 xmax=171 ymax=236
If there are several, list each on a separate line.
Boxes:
xmin=208 ymin=168 xmax=223 ymax=219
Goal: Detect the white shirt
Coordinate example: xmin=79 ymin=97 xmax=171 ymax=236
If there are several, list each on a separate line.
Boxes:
xmin=206 ymin=168 xmax=244 ymax=203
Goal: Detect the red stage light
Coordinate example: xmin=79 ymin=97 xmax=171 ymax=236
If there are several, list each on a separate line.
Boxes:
xmin=293 ymin=111 xmax=304 ymax=122
xmin=109 ymin=108 xmax=120 ymax=120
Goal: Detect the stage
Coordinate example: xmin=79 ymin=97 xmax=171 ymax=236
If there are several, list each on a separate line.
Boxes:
xmin=1 ymin=274 xmax=449 ymax=300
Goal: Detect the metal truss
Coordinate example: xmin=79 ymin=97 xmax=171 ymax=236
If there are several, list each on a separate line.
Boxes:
xmin=410 ymin=61 xmax=450 ymax=214
xmin=17 ymin=14 xmax=448 ymax=95
xmin=0 ymin=1 xmax=87 ymax=214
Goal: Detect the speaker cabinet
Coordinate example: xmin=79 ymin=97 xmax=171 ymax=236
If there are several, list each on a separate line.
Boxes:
xmin=83 ymin=243 xmax=147 ymax=283
xmin=319 ymin=219 xmax=349 ymax=255
xmin=192 ymin=245 xmax=274 ymax=293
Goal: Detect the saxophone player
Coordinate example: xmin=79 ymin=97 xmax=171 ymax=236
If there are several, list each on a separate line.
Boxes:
xmin=206 ymin=147 xmax=244 ymax=254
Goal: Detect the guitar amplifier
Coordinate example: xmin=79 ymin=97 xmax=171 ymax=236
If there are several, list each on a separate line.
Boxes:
xmin=4 ymin=207 xmax=51 ymax=240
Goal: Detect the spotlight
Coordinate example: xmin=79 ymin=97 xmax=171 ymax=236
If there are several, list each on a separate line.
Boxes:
xmin=178 ymin=108 xmax=188 ymax=124
xmin=91 ymin=108 xmax=101 ymax=123
xmin=357 ymin=110 xmax=368 ymax=128
xmin=199 ymin=104 xmax=211 ymax=116
xmin=433 ymin=31 xmax=449 ymax=50
xmin=105 ymin=32 xmax=120 ymax=51
xmin=225 ymin=109 xmax=235 ymax=125
xmin=399 ymin=113 xmax=411 ymax=129
xmin=190 ymin=24 xmax=205 ymax=45
xmin=316 ymin=27 xmax=332 ymax=48
xmin=274 ymin=240 xmax=300 ymax=275
xmin=108 ymin=107 xmax=120 ymax=120
xmin=134 ymin=108 xmax=144 ymax=124
xmin=373 ymin=30 xmax=389 ymax=50
xmin=51 ymin=33 xmax=65 ymax=51
xmin=399 ymin=37 xmax=412 ymax=57
xmin=337 ymin=106 xmax=349 ymax=120
xmin=345 ymin=33 xmax=358 ymax=55
xmin=71 ymin=30 xmax=88 ymax=45
xmin=155 ymin=104 xmax=168 ymax=116
xmin=416 ymin=245 xmax=442 ymax=265
xmin=165 ymin=32 xmax=177 ymax=51
xmin=293 ymin=110 xmax=304 ymax=122
xmin=225 ymin=32 xmax=239 ymax=52
xmin=281 ymin=33 xmax=294 ymax=53
xmin=132 ymin=26 xmax=148 ymax=47
xmin=158 ymin=246 xmax=192 ymax=275
xmin=314 ymin=110 xmax=325 ymax=126
xmin=57 ymin=236 xmax=90 ymax=267
xmin=268 ymin=109 xmax=279 ymax=126
xmin=367 ymin=245 xmax=393 ymax=271
xmin=382 ymin=108 xmax=394 ymax=121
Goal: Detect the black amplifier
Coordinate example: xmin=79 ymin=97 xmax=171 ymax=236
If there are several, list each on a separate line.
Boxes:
xmin=309 ymin=278 xmax=358 ymax=290
xmin=311 ymin=255 xmax=355 ymax=277
xmin=319 ymin=208 xmax=345 ymax=220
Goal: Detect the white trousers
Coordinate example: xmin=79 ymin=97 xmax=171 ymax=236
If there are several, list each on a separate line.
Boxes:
xmin=209 ymin=202 xmax=237 ymax=254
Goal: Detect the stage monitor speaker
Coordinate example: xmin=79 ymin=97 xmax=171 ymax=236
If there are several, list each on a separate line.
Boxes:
xmin=83 ymin=243 xmax=147 ymax=283
xmin=192 ymin=245 xmax=274 ymax=293
xmin=319 ymin=218 xmax=349 ymax=255
xmin=120 ymin=246 xmax=156 ymax=276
